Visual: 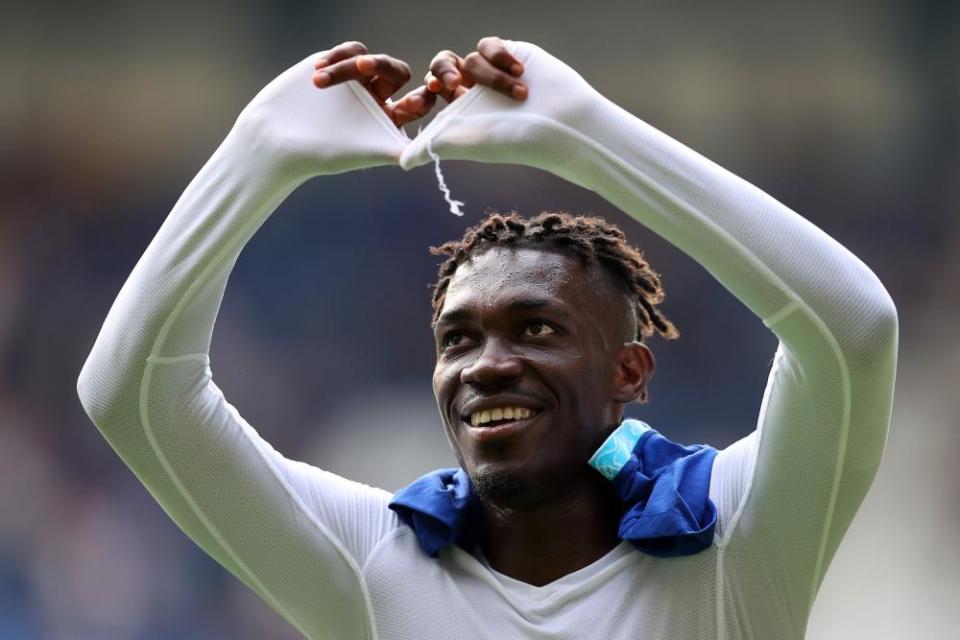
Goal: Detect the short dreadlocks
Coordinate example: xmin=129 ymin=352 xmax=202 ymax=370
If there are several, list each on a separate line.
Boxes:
xmin=429 ymin=211 xmax=679 ymax=342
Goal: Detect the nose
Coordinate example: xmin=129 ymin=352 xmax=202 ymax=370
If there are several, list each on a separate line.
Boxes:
xmin=460 ymin=338 xmax=523 ymax=387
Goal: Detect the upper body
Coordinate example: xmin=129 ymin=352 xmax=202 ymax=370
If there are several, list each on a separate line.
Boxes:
xmin=76 ymin=37 xmax=899 ymax=639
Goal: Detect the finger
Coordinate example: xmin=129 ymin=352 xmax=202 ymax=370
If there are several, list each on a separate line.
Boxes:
xmin=462 ymin=51 xmax=527 ymax=100
xmin=425 ymin=71 xmax=442 ymax=93
xmin=369 ymin=76 xmax=400 ymax=102
xmin=429 ymin=50 xmax=466 ymax=92
xmin=313 ymin=57 xmax=365 ymax=88
xmin=388 ymin=86 xmax=437 ymax=126
xmin=424 ymin=72 xmax=457 ymax=102
xmin=314 ymin=54 xmax=411 ymax=93
xmin=355 ymin=54 xmax=412 ymax=96
xmin=476 ymin=36 xmax=523 ymax=76
xmin=314 ymin=41 xmax=368 ymax=69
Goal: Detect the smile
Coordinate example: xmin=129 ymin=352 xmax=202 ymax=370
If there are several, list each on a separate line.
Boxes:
xmin=465 ymin=411 xmax=539 ymax=443
xmin=468 ymin=406 xmax=537 ymax=427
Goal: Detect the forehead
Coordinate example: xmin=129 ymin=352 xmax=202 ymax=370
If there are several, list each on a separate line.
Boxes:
xmin=441 ymin=247 xmax=595 ymax=317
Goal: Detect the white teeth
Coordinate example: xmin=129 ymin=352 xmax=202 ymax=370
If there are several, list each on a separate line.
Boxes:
xmin=469 ymin=407 xmax=536 ymax=426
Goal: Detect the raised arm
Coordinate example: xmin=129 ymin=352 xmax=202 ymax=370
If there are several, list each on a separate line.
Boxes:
xmin=402 ymin=38 xmax=898 ymax=625
xmin=76 ymin=44 xmax=431 ymax=638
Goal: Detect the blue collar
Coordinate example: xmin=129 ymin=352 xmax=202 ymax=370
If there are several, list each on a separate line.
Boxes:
xmin=387 ymin=467 xmax=482 ymax=557
xmin=389 ymin=419 xmax=718 ymax=558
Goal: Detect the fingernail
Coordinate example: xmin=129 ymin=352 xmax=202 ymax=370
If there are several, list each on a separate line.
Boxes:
xmin=357 ymin=55 xmax=375 ymax=71
xmin=511 ymin=83 xmax=527 ymax=100
xmin=314 ymin=72 xmax=330 ymax=87
xmin=443 ymin=72 xmax=458 ymax=89
xmin=510 ymin=63 xmax=523 ymax=76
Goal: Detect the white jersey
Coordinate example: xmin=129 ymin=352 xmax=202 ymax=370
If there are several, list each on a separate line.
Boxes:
xmin=77 ymin=41 xmax=898 ymax=639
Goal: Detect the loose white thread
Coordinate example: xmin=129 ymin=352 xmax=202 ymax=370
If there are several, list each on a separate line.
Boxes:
xmin=425 ymin=135 xmax=465 ymax=216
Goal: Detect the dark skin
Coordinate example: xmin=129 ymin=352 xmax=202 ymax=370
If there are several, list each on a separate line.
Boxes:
xmin=432 ymin=247 xmax=655 ymax=585
xmin=312 ymin=36 xmax=526 ymax=126
xmin=313 ymin=40 xmax=436 ymax=127
xmin=317 ymin=38 xmax=656 ymax=586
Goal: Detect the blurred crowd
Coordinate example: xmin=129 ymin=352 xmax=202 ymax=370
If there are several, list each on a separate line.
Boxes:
xmin=1 ymin=1 xmax=957 ymax=638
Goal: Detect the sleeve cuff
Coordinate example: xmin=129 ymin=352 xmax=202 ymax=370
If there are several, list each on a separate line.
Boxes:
xmin=588 ymin=419 xmax=651 ymax=481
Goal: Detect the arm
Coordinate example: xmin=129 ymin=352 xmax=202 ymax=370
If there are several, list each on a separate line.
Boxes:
xmin=402 ymin=38 xmax=898 ymax=621
xmin=76 ymin=44 xmax=428 ymax=638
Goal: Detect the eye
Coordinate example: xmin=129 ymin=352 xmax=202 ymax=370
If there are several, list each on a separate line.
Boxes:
xmin=523 ymin=322 xmax=556 ymax=337
xmin=441 ymin=331 xmax=466 ymax=348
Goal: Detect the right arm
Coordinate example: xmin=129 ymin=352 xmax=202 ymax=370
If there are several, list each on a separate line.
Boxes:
xmin=76 ymin=44 xmax=428 ymax=638
xmin=406 ymin=38 xmax=898 ymax=630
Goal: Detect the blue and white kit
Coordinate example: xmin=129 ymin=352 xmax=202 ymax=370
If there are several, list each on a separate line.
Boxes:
xmin=78 ymin=41 xmax=898 ymax=639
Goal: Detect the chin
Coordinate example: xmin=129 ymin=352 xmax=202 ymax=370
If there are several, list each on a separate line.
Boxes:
xmin=470 ymin=460 xmax=570 ymax=510
xmin=470 ymin=463 xmax=529 ymax=506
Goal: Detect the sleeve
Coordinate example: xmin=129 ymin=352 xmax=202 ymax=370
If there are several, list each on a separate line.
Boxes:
xmin=400 ymin=40 xmax=899 ymax=624
xmin=76 ymin=51 xmax=410 ymax=639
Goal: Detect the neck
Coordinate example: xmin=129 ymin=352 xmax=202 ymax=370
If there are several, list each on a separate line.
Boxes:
xmin=478 ymin=471 xmax=625 ymax=586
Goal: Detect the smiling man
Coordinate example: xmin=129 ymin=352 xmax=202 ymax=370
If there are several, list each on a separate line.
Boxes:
xmin=419 ymin=220 xmax=674 ymax=585
xmin=434 ymin=240 xmax=651 ymax=509
xmin=77 ymin=37 xmax=899 ymax=639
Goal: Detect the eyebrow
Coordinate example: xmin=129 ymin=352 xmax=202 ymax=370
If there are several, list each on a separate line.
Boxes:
xmin=435 ymin=298 xmax=569 ymax=327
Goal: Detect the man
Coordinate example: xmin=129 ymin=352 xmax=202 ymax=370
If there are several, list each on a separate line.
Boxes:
xmin=77 ymin=37 xmax=898 ymax=639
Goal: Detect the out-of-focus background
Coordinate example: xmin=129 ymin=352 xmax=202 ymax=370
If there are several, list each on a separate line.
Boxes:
xmin=2 ymin=0 xmax=957 ymax=637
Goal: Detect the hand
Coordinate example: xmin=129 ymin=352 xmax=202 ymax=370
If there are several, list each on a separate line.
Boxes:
xmin=313 ymin=41 xmax=436 ymax=127
xmin=400 ymin=40 xmax=602 ymax=175
xmin=424 ymin=36 xmax=528 ymax=103
xmin=233 ymin=45 xmax=412 ymax=180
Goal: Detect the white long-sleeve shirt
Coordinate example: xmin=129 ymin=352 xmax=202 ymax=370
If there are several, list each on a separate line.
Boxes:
xmin=77 ymin=41 xmax=898 ymax=639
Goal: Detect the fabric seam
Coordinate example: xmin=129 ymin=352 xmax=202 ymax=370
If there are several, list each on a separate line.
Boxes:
xmin=138 ymin=172 xmax=380 ymax=638
xmin=715 ymin=545 xmax=726 ymax=640
xmin=139 ymin=359 xmax=311 ymax=637
xmin=362 ymin=526 xmax=410 ymax=576
xmin=147 ymin=353 xmax=209 ymax=364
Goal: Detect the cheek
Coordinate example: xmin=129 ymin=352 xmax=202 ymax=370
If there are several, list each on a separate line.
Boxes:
xmin=567 ymin=356 xmax=614 ymax=421
xmin=432 ymin=367 xmax=448 ymax=409
xmin=432 ymin=366 xmax=468 ymax=466
xmin=433 ymin=364 xmax=459 ymax=418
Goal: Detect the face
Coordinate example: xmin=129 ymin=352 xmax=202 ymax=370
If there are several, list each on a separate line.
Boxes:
xmin=432 ymin=246 xmax=653 ymax=507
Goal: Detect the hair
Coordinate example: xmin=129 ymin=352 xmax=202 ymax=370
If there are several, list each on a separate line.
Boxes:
xmin=429 ymin=211 xmax=679 ymax=342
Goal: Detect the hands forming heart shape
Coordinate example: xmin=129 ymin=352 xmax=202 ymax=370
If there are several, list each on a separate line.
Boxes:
xmin=233 ymin=36 xmax=599 ymax=185
xmin=312 ymin=36 xmax=528 ymax=128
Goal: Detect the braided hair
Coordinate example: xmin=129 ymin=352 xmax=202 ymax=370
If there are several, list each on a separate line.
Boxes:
xmin=429 ymin=211 xmax=679 ymax=342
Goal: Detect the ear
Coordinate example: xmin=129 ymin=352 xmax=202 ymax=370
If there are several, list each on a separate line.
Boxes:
xmin=611 ymin=342 xmax=656 ymax=404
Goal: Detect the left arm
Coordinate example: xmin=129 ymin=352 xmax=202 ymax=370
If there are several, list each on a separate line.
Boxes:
xmin=403 ymin=37 xmax=898 ymax=625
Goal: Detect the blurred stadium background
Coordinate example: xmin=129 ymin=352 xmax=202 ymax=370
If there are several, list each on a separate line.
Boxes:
xmin=1 ymin=0 xmax=957 ymax=637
